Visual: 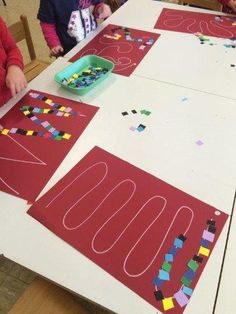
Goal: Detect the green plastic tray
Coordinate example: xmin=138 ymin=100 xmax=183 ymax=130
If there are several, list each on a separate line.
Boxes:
xmin=54 ymin=55 xmax=114 ymax=96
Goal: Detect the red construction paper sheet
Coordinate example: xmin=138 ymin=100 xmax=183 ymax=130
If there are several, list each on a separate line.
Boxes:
xmin=0 ymin=90 xmax=98 ymax=202
xmin=28 ymin=146 xmax=228 ymax=313
xmin=154 ymin=8 xmax=236 ymax=38
xmin=69 ymin=24 xmax=160 ymax=76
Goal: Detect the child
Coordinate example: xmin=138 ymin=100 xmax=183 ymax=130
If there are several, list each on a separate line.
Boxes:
xmin=218 ymin=0 xmax=236 ymax=13
xmin=38 ymin=0 xmax=112 ymax=57
xmin=0 ymin=17 xmax=27 ymax=107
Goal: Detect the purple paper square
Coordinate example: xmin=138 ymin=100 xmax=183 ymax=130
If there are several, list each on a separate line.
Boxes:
xmin=202 ymin=229 xmax=215 ymax=242
xmin=174 ymin=290 xmax=189 ymax=307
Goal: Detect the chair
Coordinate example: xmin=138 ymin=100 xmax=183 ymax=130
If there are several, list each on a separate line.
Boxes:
xmin=106 ymin=0 xmax=121 ymax=13
xmin=179 ymin=0 xmax=222 ymax=11
xmin=8 ymin=15 xmax=50 ymax=82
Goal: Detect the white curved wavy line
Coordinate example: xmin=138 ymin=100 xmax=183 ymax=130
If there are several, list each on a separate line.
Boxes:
xmin=63 ymin=178 xmax=135 ymax=231
xmin=92 ymin=195 xmax=166 ymax=254
xmin=46 ymin=161 xmax=108 ymax=211
xmin=0 ymin=135 xmax=46 ymax=165
xmin=123 ymin=205 xmax=194 ymax=277
xmin=0 ymin=177 xmax=19 ymax=195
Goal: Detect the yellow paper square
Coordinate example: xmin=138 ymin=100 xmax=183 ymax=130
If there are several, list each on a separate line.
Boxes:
xmin=45 ymin=99 xmax=52 ymax=104
xmin=43 ymin=109 xmax=50 ymax=113
xmin=1 ymin=128 xmax=9 ymax=135
xmin=59 ymin=106 xmax=66 ymax=111
xmin=162 ymin=297 xmax=174 ymax=311
xmin=26 ymin=130 xmax=34 ymax=136
xmin=62 ymin=133 xmax=71 ymax=140
xmin=23 ymin=110 xmax=30 ymax=115
xmin=64 ymin=113 xmax=70 ymax=117
xmin=199 ymin=246 xmax=210 ymax=257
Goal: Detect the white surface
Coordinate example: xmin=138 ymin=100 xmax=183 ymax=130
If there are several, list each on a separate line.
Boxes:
xmin=66 ymin=0 xmax=236 ymax=99
xmin=0 ymin=57 xmax=236 ymax=313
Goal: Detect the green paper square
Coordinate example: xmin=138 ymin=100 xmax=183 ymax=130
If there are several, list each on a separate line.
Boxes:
xmin=181 ymin=276 xmax=192 ymax=287
xmin=188 ymin=259 xmax=199 ymax=272
xmin=162 ymin=261 xmax=172 ymax=273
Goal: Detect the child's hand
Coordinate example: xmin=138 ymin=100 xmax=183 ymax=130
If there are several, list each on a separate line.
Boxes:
xmin=228 ymin=0 xmax=236 ymax=12
xmin=5 ymin=65 xmax=27 ymax=98
xmin=96 ymin=3 xmax=112 ymax=19
xmin=50 ymin=45 xmax=64 ymax=57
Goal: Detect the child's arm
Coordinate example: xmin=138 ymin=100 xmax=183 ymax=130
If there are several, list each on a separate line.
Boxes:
xmin=38 ymin=0 xmax=63 ymax=57
xmin=40 ymin=22 xmax=64 ymax=57
xmin=93 ymin=1 xmax=112 ymax=19
xmin=218 ymin=0 xmax=236 ymax=12
xmin=0 ymin=18 xmax=27 ymax=98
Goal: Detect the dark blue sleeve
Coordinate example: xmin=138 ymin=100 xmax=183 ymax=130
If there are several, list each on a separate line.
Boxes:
xmin=37 ymin=0 xmax=56 ymax=24
xmin=91 ymin=0 xmax=104 ymax=5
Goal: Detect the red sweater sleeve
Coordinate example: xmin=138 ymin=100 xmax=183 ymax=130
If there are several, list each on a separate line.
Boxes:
xmin=40 ymin=22 xmax=61 ymax=49
xmin=0 ymin=18 xmax=24 ymax=70
xmin=217 ymin=0 xmax=230 ymax=6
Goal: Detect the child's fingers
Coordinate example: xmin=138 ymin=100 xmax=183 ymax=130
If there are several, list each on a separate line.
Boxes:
xmin=9 ymin=82 xmax=16 ymax=98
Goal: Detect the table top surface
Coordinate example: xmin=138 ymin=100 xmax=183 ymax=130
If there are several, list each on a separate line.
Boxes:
xmin=0 ymin=1 xmax=236 ymax=314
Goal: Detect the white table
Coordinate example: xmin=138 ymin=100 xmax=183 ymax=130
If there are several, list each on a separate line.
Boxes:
xmin=0 ymin=1 xmax=236 ymax=313
xmin=66 ymin=0 xmax=236 ymax=100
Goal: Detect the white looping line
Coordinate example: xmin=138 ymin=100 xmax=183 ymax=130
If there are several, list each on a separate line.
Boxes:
xmin=0 ymin=135 xmax=46 ymax=165
xmin=91 ymin=179 xmax=136 ymax=254
xmin=92 ymin=194 xmax=164 ymax=254
xmin=0 ymin=177 xmax=19 ymax=195
xmin=123 ymin=205 xmax=194 ymax=278
xmin=162 ymin=11 xmax=235 ymax=37
xmin=80 ymin=37 xmax=135 ymax=73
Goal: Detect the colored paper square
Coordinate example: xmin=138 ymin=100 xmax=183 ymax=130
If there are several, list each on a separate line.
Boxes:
xmin=154 ymin=290 xmax=164 ymax=301
xmin=62 ymin=133 xmax=71 ymax=140
xmin=181 ymin=276 xmax=192 ymax=287
xmin=64 ymin=113 xmax=70 ymax=117
xmin=174 ymin=238 xmax=183 ymax=248
xmin=208 ymin=225 xmax=216 ymax=233
xmin=33 ymin=108 xmax=41 ymax=113
xmin=59 ymin=106 xmax=66 ymax=112
xmin=1 ymin=129 xmax=10 ymax=135
xmin=23 ymin=110 xmax=30 ymax=116
xmin=162 ymin=297 xmax=174 ymax=311
xmin=41 ymin=121 xmax=49 ymax=127
xmin=200 ymin=239 xmax=209 ymax=248
xmin=129 ymin=126 xmax=136 ymax=131
xmin=182 ymin=286 xmax=193 ymax=296
xmin=178 ymin=234 xmax=187 ymax=242
xmin=152 ymin=276 xmax=163 ymax=288
xmin=165 ymin=253 xmax=173 ymax=262
xmin=43 ymin=109 xmax=50 ymax=114
xmin=187 ymin=259 xmax=199 ymax=272
xmin=168 ymin=246 xmax=178 ymax=256
xmin=174 ymin=290 xmax=189 ymax=307
xmin=26 ymin=131 xmax=34 ymax=136
xmin=202 ymin=229 xmax=215 ymax=242
xmin=184 ymin=269 xmax=195 ymax=280
xmin=45 ymin=99 xmax=52 ymax=104
xmin=9 ymin=128 xmax=17 ymax=133
xmin=193 ymin=255 xmax=203 ymax=263
xmin=162 ymin=261 xmax=172 ymax=273
xmin=137 ymin=126 xmax=145 ymax=132
xmin=158 ymin=269 xmax=170 ymax=281
xmin=199 ymin=246 xmax=210 ymax=257
xmin=52 ymin=130 xmax=60 ymax=136
xmin=56 ymin=112 xmax=64 ymax=116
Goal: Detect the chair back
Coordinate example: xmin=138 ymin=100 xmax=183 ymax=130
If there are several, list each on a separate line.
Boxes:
xmin=8 ymin=15 xmax=36 ymax=61
xmin=180 ymin=0 xmax=222 ymax=11
xmin=106 ymin=0 xmax=120 ymax=12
